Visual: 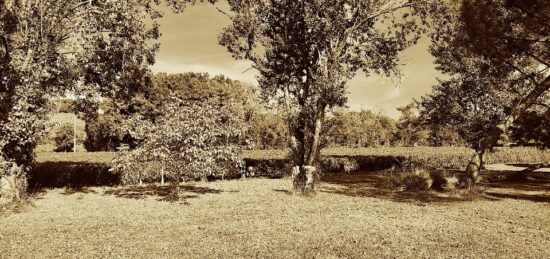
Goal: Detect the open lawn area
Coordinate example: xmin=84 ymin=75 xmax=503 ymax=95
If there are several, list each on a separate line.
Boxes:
xmin=1 ymin=173 xmax=549 ymax=258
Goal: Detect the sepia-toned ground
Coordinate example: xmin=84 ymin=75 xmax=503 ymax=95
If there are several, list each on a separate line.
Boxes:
xmin=1 ymin=174 xmax=549 ymax=258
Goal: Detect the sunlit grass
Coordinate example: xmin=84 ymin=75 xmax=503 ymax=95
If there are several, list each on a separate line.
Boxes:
xmin=1 ymin=178 xmax=549 ymax=258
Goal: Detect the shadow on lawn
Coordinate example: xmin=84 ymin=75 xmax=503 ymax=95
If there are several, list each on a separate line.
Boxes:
xmin=103 ymin=184 xmax=223 ymax=202
xmin=62 ymin=187 xmax=98 ymax=195
xmin=321 ymin=171 xmax=550 ymax=204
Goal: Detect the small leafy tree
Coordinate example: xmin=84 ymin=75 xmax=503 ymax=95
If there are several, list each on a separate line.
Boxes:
xmin=112 ymin=98 xmax=247 ymax=186
xmin=53 ymin=124 xmax=74 ymax=152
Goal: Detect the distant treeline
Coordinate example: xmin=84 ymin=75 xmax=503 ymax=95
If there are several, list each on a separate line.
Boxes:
xmin=45 ymin=72 xmax=541 ymax=152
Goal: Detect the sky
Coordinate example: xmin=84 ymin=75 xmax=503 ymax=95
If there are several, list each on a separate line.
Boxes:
xmin=151 ymin=2 xmax=444 ymax=119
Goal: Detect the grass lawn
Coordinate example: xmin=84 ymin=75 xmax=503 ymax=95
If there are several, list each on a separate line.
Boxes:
xmin=1 ymin=173 xmax=549 ymax=258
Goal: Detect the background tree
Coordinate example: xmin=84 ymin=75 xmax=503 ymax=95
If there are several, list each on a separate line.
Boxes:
xmin=393 ymin=103 xmax=431 ymax=147
xmin=323 ymin=109 xmax=396 ymax=148
xmin=509 ymin=107 xmax=550 ymax=148
xmin=82 ymin=100 xmax=135 ymax=152
xmin=424 ymin=0 xmax=549 ymax=185
xmin=247 ymin=112 xmax=288 ymax=149
xmin=77 ymin=72 xmax=262 ymax=152
xmin=219 ymin=0 xmax=430 ymax=193
xmin=53 ymin=124 xmax=75 ymax=153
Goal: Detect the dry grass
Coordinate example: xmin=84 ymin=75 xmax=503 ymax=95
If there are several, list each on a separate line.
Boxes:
xmin=1 ymin=176 xmax=549 ymax=258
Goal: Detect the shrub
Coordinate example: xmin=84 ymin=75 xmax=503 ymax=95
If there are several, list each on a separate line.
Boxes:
xmin=54 ymin=124 xmax=74 ymax=152
xmin=389 ymin=169 xmax=433 ymax=191
xmin=321 ymin=157 xmax=360 ymax=173
xmin=430 ymin=170 xmax=459 ymax=191
xmin=0 ymin=158 xmax=27 ymax=206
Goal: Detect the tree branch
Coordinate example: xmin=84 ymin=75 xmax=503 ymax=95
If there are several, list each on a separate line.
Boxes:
xmin=215 ymin=6 xmax=232 ymax=19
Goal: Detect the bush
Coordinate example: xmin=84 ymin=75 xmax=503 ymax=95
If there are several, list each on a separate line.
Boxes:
xmin=0 ymin=158 xmax=27 ymax=206
xmin=429 ymin=170 xmax=459 ymax=191
xmin=389 ymin=169 xmax=433 ymax=191
xmin=54 ymin=124 xmax=74 ymax=152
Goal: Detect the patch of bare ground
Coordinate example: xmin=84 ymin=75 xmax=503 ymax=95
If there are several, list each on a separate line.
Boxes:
xmin=1 ymin=175 xmax=549 ymax=258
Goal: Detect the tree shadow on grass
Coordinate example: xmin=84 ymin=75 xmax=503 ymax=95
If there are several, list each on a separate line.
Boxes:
xmin=62 ymin=187 xmax=98 ymax=195
xmin=321 ymin=171 xmax=550 ymax=204
xmin=103 ymin=184 xmax=223 ymax=203
xmin=480 ymin=170 xmax=550 ymax=203
xmin=273 ymin=189 xmax=293 ymax=195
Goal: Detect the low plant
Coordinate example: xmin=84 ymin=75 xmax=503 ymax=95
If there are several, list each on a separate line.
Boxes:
xmin=388 ymin=168 xmax=433 ymax=191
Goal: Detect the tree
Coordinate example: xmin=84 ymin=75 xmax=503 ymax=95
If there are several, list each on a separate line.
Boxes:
xmin=424 ymin=0 xmax=550 ymax=185
xmin=53 ymin=124 xmax=75 ymax=152
xmin=219 ymin=0 xmax=430 ymax=193
xmin=112 ymin=97 xmax=246 ymax=186
xmin=0 ymin=0 xmax=169 ymax=162
xmin=247 ymin=112 xmax=288 ymax=149
xmin=82 ymin=100 xmax=135 ymax=152
xmin=0 ymin=0 xmax=201 ymax=200
xmin=323 ymin=109 xmax=396 ymax=148
xmin=394 ymin=103 xmax=431 ymax=147
xmin=509 ymin=108 xmax=550 ymax=148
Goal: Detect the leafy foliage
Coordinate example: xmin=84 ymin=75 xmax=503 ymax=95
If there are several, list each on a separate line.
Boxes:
xmin=323 ymin=109 xmax=396 ymax=148
xmin=421 ymin=0 xmax=549 ymax=149
xmin=220 ymin=0 xmax=431 ymax=192
xmin=0 ymin=0 xmax=188 ymax=168
xmin=80 ymin=72 xmax=261 ymax=151
xmin=53 ymin=124 xmax=74 ymax=153
xmin=0 ymin=156 xmax=27 ymax=205
xmin=247 ymin=112 xmax=289 ymax=149
xmin=509 ymin=108 xmax=550 ymax=148
xmin=112 ymin=98 xmax=247 ymax=184
xmin=82 ymin=101 xmax=136 ymax=152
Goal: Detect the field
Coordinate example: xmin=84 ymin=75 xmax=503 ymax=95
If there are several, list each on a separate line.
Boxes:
xmin=1 ymin=174 xmax=549 ymax=258
xmin=1 ymin=147 xmax=547 ymax=258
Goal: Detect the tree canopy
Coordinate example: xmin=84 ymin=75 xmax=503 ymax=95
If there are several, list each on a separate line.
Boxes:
xmin=219 ymin=0 xmax=431 ymax=193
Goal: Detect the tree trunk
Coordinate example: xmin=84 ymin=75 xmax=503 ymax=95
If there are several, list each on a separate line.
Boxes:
xmin=161 ymin=166 xmax=165 ymax=185
xmin=463 ymin=75 xmax=550 ymax=186
xmin=291 ymin=112 xmax=323 ymax=195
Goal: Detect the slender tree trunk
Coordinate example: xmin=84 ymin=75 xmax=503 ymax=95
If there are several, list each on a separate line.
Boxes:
xmin=73 ymin=116 xmax=77 ymax=153
xmin=464 ymin=75 xmax=550 ymax=186
xmin=161 ymin=166 xmax=165 ymax=185
xmin=291 ymin=110 xmax=324 ymax=194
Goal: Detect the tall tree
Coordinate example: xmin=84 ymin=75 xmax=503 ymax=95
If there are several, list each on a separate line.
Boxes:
xmin=219 ymin=0 xmax=430 ymax=193
xmin=0 ymin=0 xmax=201 ymax=201
xmin=424 ymin=0 xmax=549 ymax=185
